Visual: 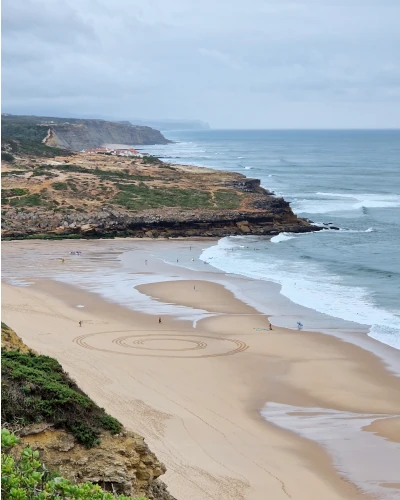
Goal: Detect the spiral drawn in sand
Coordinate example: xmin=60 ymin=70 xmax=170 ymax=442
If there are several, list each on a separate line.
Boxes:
xmin=73 ymin=330 xmax=248 ymax=359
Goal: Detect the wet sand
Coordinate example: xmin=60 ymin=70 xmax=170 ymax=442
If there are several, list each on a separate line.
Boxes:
xmin=2 ymin=239 xmax=400 ymax=500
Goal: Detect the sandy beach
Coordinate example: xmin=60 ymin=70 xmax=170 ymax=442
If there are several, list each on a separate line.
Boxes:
xmin=2 ymin=239 xmax=400 ymax=500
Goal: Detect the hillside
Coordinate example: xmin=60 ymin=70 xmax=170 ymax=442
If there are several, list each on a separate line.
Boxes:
xmin=1 ymin=144 xmax=317 ymax=239
xmin=1 ymin=114 xmax=171 ymax=151
xmin=1 ymin=323 xmax=175 ymax=500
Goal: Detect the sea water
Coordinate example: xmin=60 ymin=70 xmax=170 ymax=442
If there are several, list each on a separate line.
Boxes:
xmin=142 ymin=130 xmax=400 ymax=349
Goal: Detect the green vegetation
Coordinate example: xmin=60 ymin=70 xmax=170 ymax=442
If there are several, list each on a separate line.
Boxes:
xmin=1 ymin=429 xmax=147 ymax=500
xmin=1 ymin=348 xmax=122 ymax=448
xmin=213 ymin=189 xmax=241 ymax=209
xmin=1 ymin=123 xmax=48 ymax=142
xmin=1 ymin=137 xmax=74 ymax=159
xmin=1 ymin=171 xmax=29 ymax=178
xmin=51 ymin=182 xmax=68 ymax=191
xmin=142 ymin=155 xmax=161 ymax=165
xmin=9 ymin=194 xmax=44 ymax=208
xmin=113 ymin=183 xmax=213 ymax=210
xmin=2 ymin=188 xmax=29 ymax=198
xmin=2 ymin=152 xmax=15 ymax=162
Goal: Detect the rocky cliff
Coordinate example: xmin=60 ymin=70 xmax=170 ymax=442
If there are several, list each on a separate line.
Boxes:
xmin=16 ymin=427 xmax=174 ymax=499
xmin=43 ymin=120 xmax=171 ymax=150
xmin=2 ymin=149 xmax=320 ymax=239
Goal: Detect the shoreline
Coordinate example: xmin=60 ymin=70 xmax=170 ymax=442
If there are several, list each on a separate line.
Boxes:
xmin=2 ymin=238 xmax=400 ymax=499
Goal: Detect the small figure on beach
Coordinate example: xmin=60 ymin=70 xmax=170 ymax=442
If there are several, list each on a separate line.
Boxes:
xmin=177 ymin=259 xmax=179 ymax=263
xmin=158 ymin=317 xmax=162 ymax=324
xmin=190 ymin=246 xmax=192 ymax=251
xmin=145 ymin=259 xmax=147 ymax=265
xmin=61 ymin=258 xmax=65 ymax=263
xmin=297 ymin=322 xmax=303 ymax=330
xmin=269 ymin=323 xmax=273 ymax=330
xmin=79 ymin=321 xmax=82 ymax=327
xmin=191 ymin=258 xmax=194 ymax=262
xmin=194 ymin=285 xmax=196 ymax=291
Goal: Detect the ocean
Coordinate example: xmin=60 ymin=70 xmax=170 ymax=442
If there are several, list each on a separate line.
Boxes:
xmin=142 ymin=129 xmax=400 ymax=349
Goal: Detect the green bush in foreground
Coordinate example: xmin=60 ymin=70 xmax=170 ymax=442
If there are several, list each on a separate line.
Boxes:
xmin=1 ymin=429 xmax=147 ymax=500
xmin=1 ymin=350 xmax=122 ymax=448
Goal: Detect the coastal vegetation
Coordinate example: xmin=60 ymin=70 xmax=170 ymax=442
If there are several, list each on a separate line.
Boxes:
xmin=1 ymin=429 xmax=147 ymax=500
xmin=2 ymin=116 xmax=313 ymax=239
xmin=1 ymin=324 xmax=174 ymax=500
xmin=2 ymin=136 xmax=74 ymax=159
xmin=1 ymin=324 xmax=122 ymax=449
xmin=2 ymin=153 xmax=244 ymax=213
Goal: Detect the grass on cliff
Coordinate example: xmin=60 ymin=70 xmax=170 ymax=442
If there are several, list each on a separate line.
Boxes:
xmin=1 ymin=429 xmax=148 ymax=500
xmin=112 ymin=183 xmax=213 ymax=210
xmin=1 ymin=325 xmax=122 ymax=448
xmin=112 ymin=183 xmax=241 ymax=211
xmin=2 ymin=135 xmax=75 ymax=158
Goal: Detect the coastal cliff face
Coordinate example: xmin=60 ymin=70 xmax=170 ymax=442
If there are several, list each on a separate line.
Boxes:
xmin=17 ymin=428 xmax=174 ymax=500
xmin=43 ymin=120 xmax=171 ymax=150
xmin=2 ymin=150 xmax=318 ymax=239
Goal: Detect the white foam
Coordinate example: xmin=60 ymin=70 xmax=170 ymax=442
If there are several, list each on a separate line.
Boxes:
xmin=270 ymin=232 xmax=297 ymax=243
xmin=293 ymin=192 xmax=400 ymax=215
xmin=200 ymin=237 xmax=400 ymax=350
xmin=244 ymin=166 xmax=252 ymax=170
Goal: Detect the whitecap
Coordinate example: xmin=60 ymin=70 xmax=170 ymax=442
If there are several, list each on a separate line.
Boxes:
xmin=270 ymin=232 xmax=296 ymax=243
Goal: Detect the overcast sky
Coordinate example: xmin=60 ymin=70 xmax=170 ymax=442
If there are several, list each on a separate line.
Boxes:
xmin=2 ymin=0 xmax=400 ymax=128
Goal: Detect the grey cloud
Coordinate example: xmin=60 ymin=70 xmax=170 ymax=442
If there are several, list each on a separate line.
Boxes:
xmin=2 ymin=0 xmax=400 ymax=127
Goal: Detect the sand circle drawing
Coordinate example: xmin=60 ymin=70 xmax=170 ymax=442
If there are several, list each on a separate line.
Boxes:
xmin=115 ymin=336 xmax=208 ymax=352
xmin=73 ymin=330 xmax=248 ymax=358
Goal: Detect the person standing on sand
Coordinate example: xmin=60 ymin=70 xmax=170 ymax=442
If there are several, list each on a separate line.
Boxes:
xmin=269 ymin=323 xmax=272 ymax=330
xmin=145 ymin=259 xmax=147 ymax=265
xmin=158 ymin=317 xmax=162 ymax=324
xmin=79 ymin=321 xmax=82 ymax=327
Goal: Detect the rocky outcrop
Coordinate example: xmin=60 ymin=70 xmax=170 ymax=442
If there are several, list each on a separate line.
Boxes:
xmin=2 ymin=203 xmax=318 ymax=240
xmin=1 ymin=148 xmax=321 ymax=239
xmin=43 ymin=120 xmax=171 ymax=150
xmin=16 ymin=427 xmax=174 ymax=500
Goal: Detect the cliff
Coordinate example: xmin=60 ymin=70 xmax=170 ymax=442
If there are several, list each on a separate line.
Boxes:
xmin=1 ymin=114 xmax=171 ymax=151
xmin=1 ymin=324 xmax=175 ymax=500
xmin=1 ymin=150 xmax=319 ymax=239
xmin=43 ymin=120 xmax=171 ymax=150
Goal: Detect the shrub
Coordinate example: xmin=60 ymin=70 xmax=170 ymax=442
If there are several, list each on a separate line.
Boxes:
xmin=2 ymin=188 xmax=29 ymax=198
xmin=2 ymin=152 xmax=15 ymax=162
xmin=52 ymin=182 xmax=68 ymax=190
xmin=1 ymin=349 xmax=123 ymax=448
xmin=142 ymin=155 xmax=161 ymax=165
xmin=1 ymin=429 xmax=147 ymax=500
xmin=112 ymin=183 xmax=212 ymax=210
xmin=213 ymin=189 xmax=241 ymax=209
xmin=9 ymin=193 xmax=44 ymax=207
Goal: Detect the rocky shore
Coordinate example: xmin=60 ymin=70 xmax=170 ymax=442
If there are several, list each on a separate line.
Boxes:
xmin=2 ymin=146 xmax=320 ymax=240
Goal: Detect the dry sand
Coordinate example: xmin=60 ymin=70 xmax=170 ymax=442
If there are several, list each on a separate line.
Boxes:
xmin=2 ymin=241 xmax=400 ymax=500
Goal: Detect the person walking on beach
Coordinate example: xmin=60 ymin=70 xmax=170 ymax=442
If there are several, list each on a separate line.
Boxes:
xmin=145 ymin=259 xmax=147 ymax=265
xmin=79 ymin=321 xmax=82 ymax=327
xmin=158 ymin=317 xmax=162 ymax=324
xmin=269 ymin=322 xmax=272 ymax=330
xmin=193 ymin=285 xmax=196 ymax=291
